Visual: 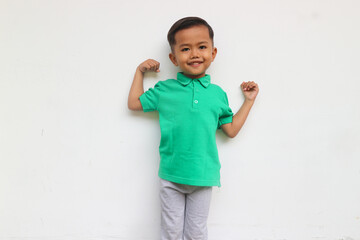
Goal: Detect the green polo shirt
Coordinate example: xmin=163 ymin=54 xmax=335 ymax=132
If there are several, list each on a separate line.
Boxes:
xmin=139 ymin=72 xmax=233 ymax=186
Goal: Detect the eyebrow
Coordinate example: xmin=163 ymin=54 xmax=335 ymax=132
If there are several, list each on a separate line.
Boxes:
xmin=179 ymin=41 xmax=209 ymax=48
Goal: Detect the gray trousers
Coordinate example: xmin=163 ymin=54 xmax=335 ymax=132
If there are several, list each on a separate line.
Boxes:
xmin=160 ymin=178 xmax=213 ymax=240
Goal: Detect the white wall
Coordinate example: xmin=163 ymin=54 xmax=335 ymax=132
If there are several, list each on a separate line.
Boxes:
xmin=1 ymin=0 xmax=360 ymax=239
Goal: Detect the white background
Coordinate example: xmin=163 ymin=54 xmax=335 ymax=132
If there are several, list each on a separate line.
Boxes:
xmin=1 ymin=0 xmax=360 ymax=239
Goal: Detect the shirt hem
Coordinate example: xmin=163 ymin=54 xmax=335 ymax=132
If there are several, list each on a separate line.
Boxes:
xmin=159 ymin=172 xmax=221 ymax=187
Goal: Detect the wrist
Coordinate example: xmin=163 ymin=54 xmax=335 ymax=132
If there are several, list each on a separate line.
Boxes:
xmin=244 ymin=98 xmax=255 ymax=105
xmin=136 ymin=66 xmax=145 ymax=74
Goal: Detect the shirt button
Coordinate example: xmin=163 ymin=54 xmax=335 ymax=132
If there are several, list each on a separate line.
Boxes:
xmin=194 ymin=100 xmax=198 ymax=104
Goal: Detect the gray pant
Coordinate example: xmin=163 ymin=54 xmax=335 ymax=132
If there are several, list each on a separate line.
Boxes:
xmin=160 ymin=178 xmax=213 ymax=240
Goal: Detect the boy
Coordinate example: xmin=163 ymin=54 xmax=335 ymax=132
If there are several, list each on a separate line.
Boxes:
xmin=128 ymin=17 xmax=259 ymax=240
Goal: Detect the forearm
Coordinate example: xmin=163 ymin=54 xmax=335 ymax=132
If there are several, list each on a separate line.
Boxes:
xmin=229 ymin=99 xmax=254 ymax=137
xmin=128 ymin=67 xmax=144 ymax=110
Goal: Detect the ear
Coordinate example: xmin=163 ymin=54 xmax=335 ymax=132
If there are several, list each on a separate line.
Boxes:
xmin=211 ymin=47 xmax=217 ymax=62
xmin=169 ymin=53 xmax=178 ymax=66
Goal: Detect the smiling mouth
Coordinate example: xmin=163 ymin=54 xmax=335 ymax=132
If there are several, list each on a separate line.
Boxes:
xmin=188 ymin=61 xmax=203 ymax=67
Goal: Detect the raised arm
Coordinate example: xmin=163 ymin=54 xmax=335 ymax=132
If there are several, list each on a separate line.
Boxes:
xmin=221 ymin=81 xmax=259 ymax=138
xmin=127 ymin=59 xmax=160 ymax=111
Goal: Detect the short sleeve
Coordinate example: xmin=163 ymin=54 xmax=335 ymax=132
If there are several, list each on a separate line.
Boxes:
xmin=217 ymin=92 xmax=233 ymax=129
xmin=139 ymin=82 xmax=162 ymax=112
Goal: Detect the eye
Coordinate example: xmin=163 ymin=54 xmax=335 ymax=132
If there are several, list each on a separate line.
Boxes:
xmin=199 ymin=45 xmax=207 ymax=49
xmin=181 ymin=48 xmax=190 ymax=52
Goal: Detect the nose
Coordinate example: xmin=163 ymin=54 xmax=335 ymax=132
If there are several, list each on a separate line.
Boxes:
xmin=190 ymin=48 xmax=200 ymax=59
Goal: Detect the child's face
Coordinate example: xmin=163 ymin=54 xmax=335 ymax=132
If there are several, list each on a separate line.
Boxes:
xmin=169 ymin=25 xmax=217 ymax=79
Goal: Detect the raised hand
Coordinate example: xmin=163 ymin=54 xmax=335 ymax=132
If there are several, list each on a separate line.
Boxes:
xmin=241 ymin=81 xmax=259 ymax=101
xmin=138 ymin=59 xmax=160 ymax=73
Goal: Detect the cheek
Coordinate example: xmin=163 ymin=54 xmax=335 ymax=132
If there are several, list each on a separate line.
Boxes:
xmin=178 ymin=55 xmax=188 ymax=64
xmin=202 ymin=50 xmax=212 ymax=58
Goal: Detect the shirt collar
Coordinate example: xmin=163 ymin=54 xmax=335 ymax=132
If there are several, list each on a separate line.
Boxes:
xmin=177 ymin=72 xmax=211 ymax=88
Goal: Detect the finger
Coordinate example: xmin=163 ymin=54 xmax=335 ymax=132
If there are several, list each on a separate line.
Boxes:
xmin=241 ymin=82 xmax=246 ymax=89
xmin=153 ymin=61 xmax=160 ymax=71
xmin=149 ymin=62 xmax=157 ymax=71
xmin=149 ymin=64 xmax=154 ymax=71
xmin=144 ymin=63 xmax=151 ymax=71
xmin=148 ymin=63 xmax=155 ymax=72
xmin=243 ymin=82 xmax=250 ymax=90
xmin=144 ymin=59 xmax=156 ymax=72
xmin=247 ymin=82 xmax=256 ymax=89
xmin=246 ymin=81 xmax=256 ymax=90
xmin=249 ymin=82 xmax=258 ymax=89
xmin=154 ymin=61 xmax=160 ymax=72
xmin=141 ymin=64 xmax=149 ymax=72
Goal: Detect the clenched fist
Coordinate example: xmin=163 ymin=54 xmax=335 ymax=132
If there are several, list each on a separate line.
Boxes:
xmin=138 ymin=59 xmax=160 ymax=73
xmin=241 ymin=81 xmax=259 ymax=101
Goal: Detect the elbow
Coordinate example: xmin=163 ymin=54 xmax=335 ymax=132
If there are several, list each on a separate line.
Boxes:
xmin=128 ymin=101 xmax=134 ymax=110
xmin=221 ymin=122 xmax=238 ymax=138
xmin=228 ymin=124 xmax=243 ymax=138
xmin=128 ymin=100 xmax=142 ymax=111
xmin=228 ymin=128 xmax=240 ymax=138
xmin=224 ymin=129 xmax=236 ymax=138
xmin=128 ymin=103 xmax=137 ymax=111
xmin=228 ymin=132 xmax=237 ymax=138
xmin=128 ymin=101 xmax=136 ymax=111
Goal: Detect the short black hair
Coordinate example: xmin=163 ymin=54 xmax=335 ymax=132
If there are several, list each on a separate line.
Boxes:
xmin=167 ymin=16 xmax=214 ymax=51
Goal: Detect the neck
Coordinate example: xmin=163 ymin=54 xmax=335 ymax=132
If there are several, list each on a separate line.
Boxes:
xmin=183 ymin=72 xmax=206 ymax=79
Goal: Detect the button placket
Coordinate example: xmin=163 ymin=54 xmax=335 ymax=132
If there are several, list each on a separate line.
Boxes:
xmin=193 ymin=80 xmax=199 ymax=109
xmin=192 ymin=79 xmax=199 ymax=109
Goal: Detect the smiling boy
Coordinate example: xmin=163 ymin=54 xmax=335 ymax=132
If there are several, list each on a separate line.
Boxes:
xmin=128 ymin=17 xmax=259 ymax=240
xmin=168 ymin=24 xmax=215 ymax=79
